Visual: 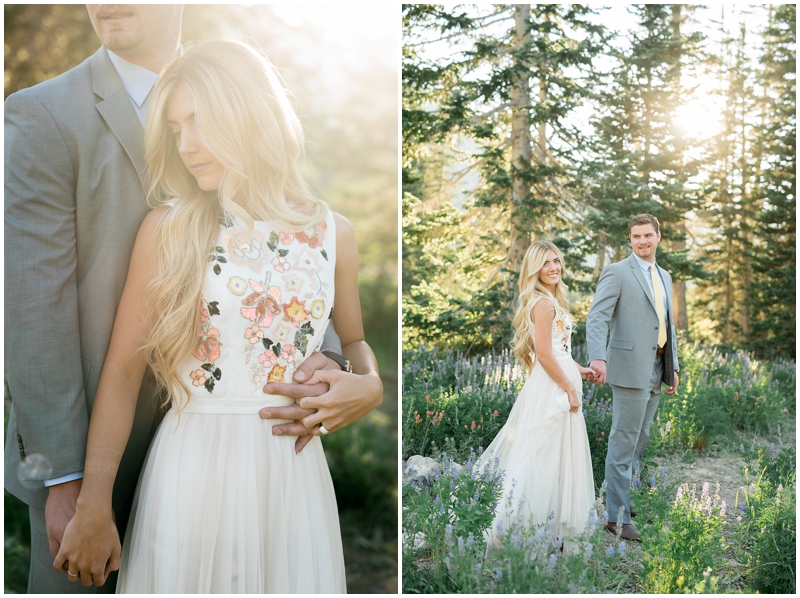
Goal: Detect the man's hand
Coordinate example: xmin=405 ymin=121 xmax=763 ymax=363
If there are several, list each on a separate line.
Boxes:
xmin=665 ymin=371 xmax=679 ymax=395
xmin=260 ymin=352 xmax=341 ymax=453
xmin=45 ymin=478 xmax=82 ymax=560
xmin=261 ymin=352 xmax=383 ymax=453
xmin=589 ymin=360 xmax=607 ymax=385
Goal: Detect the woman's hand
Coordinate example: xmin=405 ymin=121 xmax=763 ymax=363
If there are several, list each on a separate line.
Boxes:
xmin=577 ymin=364 xmax=597 ymax=382
xmin=567 ymin=387 xmax=580 ymax=413
xmin=53 ymin=505 xmax=120 ymax=587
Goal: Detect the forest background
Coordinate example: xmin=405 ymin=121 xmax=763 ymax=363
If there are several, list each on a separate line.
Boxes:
xmin=403 ymin=3 xmax=795 ymax=360
xmin=3 ymin=4 xmax=398 ymax=594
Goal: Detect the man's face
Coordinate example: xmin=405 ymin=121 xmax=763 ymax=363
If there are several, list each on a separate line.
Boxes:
xmin=629 ymin=223 xmax=661 ymax=262
xmin=86 ymin=4 xmax=179 ymax=56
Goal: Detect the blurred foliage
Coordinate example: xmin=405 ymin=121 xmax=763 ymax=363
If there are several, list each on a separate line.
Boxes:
xmin=4 ymin=4 xmax=397 ymax=594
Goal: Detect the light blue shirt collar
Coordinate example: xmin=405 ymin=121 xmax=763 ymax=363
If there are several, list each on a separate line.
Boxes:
xmin=106 ymin=48 xmax=159 ymax=108
xmin=632 ymin=253 xmax=658 ymax=272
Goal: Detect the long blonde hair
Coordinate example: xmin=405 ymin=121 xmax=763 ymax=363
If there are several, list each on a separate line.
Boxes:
xmin=512 ymin=241 xmax=570 ymax=371
xmin=142 ymin=39 xmax=328 ymax=408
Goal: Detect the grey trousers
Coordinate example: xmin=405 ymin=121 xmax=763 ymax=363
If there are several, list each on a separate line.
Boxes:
xmin=605 ymin=353 xmax=664 ymax=525
xmin=28 ymin=505 xmax=117 ymax=594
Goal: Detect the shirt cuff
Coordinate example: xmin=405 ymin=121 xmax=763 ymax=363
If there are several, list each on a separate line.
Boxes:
xmin=44 ymin=471 xmax=84 ymax=487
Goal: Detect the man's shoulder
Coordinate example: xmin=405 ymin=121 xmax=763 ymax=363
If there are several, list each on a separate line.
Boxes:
xmin=5 ymin=51 xmax=97 ymax=113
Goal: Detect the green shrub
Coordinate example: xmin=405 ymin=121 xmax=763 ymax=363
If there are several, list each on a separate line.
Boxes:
xmin=642 ymin=481 xmax=727 ymax=593
xmin=735 ymin=444 xmax=796 ymax=594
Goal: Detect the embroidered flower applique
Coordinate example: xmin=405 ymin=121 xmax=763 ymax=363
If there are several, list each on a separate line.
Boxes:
xmin=224 ymin=229 xmax=270 ymax=273
xmin=191 ymin=298 xmax=222 ymax=393
xmin=295 ymin=220 xmax=327 ymax=249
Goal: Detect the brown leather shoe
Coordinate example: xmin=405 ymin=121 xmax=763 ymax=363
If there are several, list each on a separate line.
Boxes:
xmin=604 ymin=522 xmax=641 ymax=542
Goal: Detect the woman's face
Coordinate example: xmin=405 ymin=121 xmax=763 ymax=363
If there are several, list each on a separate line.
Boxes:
xmin=538 ymin=249 xmax=562 ymax=290
xmin=166 ymin=84 xmax=225 ymax=191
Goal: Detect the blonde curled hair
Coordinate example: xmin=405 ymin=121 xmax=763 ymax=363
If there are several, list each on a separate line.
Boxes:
xmin=512 ymin=241 xmax=570 ymax=371
xmin=142 ymin=39 xmax=328 ymax=408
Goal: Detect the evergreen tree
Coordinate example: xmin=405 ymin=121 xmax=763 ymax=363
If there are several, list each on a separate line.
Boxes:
xmin=748 ymin=4 xmax=796 ymax=359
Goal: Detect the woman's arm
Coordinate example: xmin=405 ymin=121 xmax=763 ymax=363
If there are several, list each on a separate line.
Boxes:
xmin=532 ymin=299 xmax=580 ymax=412
xmin=291 ymin=213 xmax=383 ymax=434
xmin=53 ymin=207 xmax=167 ymax=587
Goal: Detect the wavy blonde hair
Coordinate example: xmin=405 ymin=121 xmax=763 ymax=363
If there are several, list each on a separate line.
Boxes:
xmin=142 ymin=39 xmax=328 ymax=408
xmin=512 ymin=241 xmax=570 ymax=371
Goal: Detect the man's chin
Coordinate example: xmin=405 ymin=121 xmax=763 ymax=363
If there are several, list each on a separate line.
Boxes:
xmin=101 ymin=31 xmax=145 ymax=53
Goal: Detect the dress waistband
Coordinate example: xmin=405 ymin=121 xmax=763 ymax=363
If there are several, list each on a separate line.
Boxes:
xmin=178 ymin=394 xmax=295 ymax=414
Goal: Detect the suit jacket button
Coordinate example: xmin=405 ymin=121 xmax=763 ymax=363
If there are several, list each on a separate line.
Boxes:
xmin=653 ymin=346 xmax=657 ymax=350
xmin=655 ymin=326 xmax=658 ymax=330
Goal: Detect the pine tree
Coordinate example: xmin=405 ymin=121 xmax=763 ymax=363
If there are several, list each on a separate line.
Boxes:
xmin=748 ymin=4 xmax=796 ymax=359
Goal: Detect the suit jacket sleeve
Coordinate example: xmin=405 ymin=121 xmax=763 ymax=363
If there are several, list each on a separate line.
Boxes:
xmin=586 ymin=265 xmax=621 ymax=363
xmin=4 ymin=91 xmax=89 ymax=483
xmin=319 ymin=321 xmax=343 ymax=354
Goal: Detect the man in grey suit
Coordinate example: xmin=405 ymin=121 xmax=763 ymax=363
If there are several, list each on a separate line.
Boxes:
xmin=5 ymin=5 xmax=378 ymax=592
xmin=5 ymin=5 xmax=183 ymax=592
xmin=586 ymin=214 xmax=679 ymax=542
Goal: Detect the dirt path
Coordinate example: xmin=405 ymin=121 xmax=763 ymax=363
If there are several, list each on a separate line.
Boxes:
xmin=655 ymin=450 xmax=747 ymax=509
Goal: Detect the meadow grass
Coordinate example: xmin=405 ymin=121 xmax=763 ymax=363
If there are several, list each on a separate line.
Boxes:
xmin=402 ymin=343 xmax=796 ymax=593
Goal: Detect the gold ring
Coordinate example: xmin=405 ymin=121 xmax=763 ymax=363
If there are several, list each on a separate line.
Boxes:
xmin=68 ymin=572 xmax=79 ymax=579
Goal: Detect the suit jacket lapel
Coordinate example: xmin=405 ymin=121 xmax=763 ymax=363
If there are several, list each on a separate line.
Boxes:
xmin=90 ymin=47 xmax=146 ymax=183
xmin=628 ymin=254 xmax=657 ymax=312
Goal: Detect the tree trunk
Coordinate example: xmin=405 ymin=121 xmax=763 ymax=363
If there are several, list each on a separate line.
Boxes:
xmin=670 ymin=4 xmax=689 ymax=331
xmin=506 ymin=4 xmax=533 ymax=275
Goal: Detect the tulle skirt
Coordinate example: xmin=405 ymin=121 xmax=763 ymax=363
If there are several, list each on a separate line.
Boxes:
xmin=116 ymin=404 xmax=346 ymax=593
xmin=477 ymin=355 xmax=595 ymax=552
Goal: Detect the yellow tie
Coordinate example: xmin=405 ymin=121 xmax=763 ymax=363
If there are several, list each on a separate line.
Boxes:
xmin=650 ymin=263 xmax=667 ymax=348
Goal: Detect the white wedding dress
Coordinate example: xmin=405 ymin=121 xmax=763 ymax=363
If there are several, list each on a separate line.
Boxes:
xmin=477 ymin=297 xmax=595 ymax=552
xmin=117 ymin=210 xmax=346 ymax=593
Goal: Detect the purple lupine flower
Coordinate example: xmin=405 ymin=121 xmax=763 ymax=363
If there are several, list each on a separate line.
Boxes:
xmin=635 ymin=479 xmax=642 ymax=488
xmin=618 ymin=542 xmax=626 ymax=555
xmin=548 ymin=553 xmax=558 ymax=568
xmin=650 ymin=477 xmax=657 ymax=488
xmin=739 ymin=444 xmax=745 ymax=452
xmin=607 ymin=545 xmax=615 ymax=556
xmin=721 ymin=501 xmax=727 ymax=516
xmin=496 ymin=570 xmax=503 ymax=580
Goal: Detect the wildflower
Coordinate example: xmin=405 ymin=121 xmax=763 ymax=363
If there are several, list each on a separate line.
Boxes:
xmin=618 ymin=542 xmax=626 ymax=555
xmin=607 ymin=545 xmax=615 ymax=556
xmin=660 ymin=467 xmax=667 ymax=482
xmin=584 ymin=543 xmax=594 ymax=560
xmin=445 ymin=524 xmax=453 ymax=543
xmin=738 ymin=503 xmax=747 ymax=513
xmin=720 ymin=501 xmax=726 ymax=516
xmin=635 ymin=479 xmax=642 ymax=488
xmin=492 ymin=409 xmax=499 ymax=416
xmin=695 ymin=515 xmax=701 ymax=522
xmin=548 ymin=553 xmax=558 ymax=568
xmin=495 ymin=570 xmax=503 ymax=580
xmin=665 ymin=421 xmax=672 ymax=433
xmin=474 ymin=563 xmax=482 ymax=575
xmin=736 ymin=515 xmax=742 ymax=523
xmin=739 ymin=444 xmax=745 ymax=452
xmin=650 ymin=477 xmax=656 ymax=489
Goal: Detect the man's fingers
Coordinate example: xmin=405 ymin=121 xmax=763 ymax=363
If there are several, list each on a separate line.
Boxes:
xmin=271 ymin=422 xmax=315 ymax=437
xmin=259 ymin=404 xmax=315 ymax=420
xmin=291 ymin=351 xmax=336 ymax=382
xmin=263 ymin=381 xmax=329 ymax=399
xmin=295 ymin=434 xmax=314 ymax=454
xmin=48 ymin=536 xmax=60 ymax=560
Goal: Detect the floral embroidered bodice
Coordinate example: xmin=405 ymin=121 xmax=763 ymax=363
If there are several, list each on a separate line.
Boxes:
xmin=181 ymin=211 xmax=335 ymax=397
xmin=532 ymin=296 xmax=573 ymax=356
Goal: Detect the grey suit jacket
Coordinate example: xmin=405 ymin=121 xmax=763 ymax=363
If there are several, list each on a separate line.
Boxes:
xmin=586 ymin=253 xmax=679 ymax=390
xmin=4 ymin=47 xmax=158 ymax=510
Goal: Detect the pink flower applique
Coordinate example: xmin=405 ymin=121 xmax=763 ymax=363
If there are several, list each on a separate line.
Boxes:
xmin=295 ymin=221 xmax=327 ymax=249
